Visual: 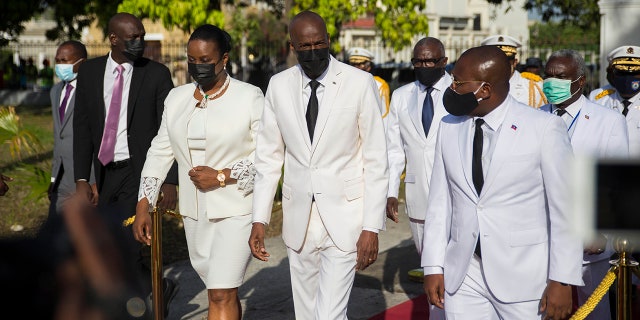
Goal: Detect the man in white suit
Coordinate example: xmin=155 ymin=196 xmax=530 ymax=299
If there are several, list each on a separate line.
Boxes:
xmin=249 ymin=11 xmax=388 ymax=320
xmin=541 ymin=49 xmax=629 ymax=320
xmin=422 ymin=45 xmax=583 ymax=319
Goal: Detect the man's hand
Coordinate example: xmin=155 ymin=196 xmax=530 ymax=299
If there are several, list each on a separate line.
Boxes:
xmin=424 ymin=274 xmax=445 ymax=309
xmin=356 ymin=230 xmax=378 ymax=271
xmin=75 ymin=180 xmax=93 ymax=203
xmin=90 ymin=183 xmax=99 ymax=206
xmin=0 ymin=174 xmax=13 ymax=196
xmin=132 ymin=198 xmax=152 ymax=246
xmin=158 ymin=183 xmax=177 ymax=210
xmin=249 ymin=222 xmax=270 ymax=261
xmin=386 ymin=197 xmax=399 ymax=223
xmin=539 ymin=280 xmax=573 ymax=320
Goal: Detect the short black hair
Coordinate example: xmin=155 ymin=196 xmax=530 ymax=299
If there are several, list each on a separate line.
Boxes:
xmin=60 ymin=40 xmax=88 ymax=59
xmin=189 ymin=24 xmax=232 ymax=55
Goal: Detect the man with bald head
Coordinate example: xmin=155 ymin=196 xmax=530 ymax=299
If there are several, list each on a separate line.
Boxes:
xmin=421 ymin=45 xmax=583 ymax=319
xmin=249 ymin=10 xmax=388 ymax=319
xmin=73 ymin=12 xmax=178 ymax=317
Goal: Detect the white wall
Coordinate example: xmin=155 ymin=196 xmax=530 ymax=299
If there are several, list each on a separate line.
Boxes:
xmin=598 ymin=0 xmax=640 ymax=85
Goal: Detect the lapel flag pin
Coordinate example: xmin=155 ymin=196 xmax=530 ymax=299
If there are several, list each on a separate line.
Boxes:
xmin=584 ymin=115 xmax=590 ymax=119
xmin=511 ymin=124 xmax=517 ymax=131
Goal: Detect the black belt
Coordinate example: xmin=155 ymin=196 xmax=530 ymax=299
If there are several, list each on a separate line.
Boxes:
xmin=104 ymin=159 xmax=130 ymax=169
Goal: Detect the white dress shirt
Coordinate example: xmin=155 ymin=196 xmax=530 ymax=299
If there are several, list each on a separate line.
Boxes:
xmin=104 ymin=52 xmax=133 ymax=162
xmin=551 ymin=97 xmax=583 ymax=138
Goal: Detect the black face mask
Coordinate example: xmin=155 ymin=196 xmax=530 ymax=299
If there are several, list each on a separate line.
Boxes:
xmin=123 ymin=39 xmax=145 ymax=62
xmin=188 ymin=62 xmax=222 ymax=87
xmin=612 ymin=73 xmax=640 ymax=96
xmin=295 ymin=47 xmax=330 ymax=79
xmin=414 ymin=67 xmax=445 ymax=87
xmin=442 ymin=86 xmax=484 ymax=116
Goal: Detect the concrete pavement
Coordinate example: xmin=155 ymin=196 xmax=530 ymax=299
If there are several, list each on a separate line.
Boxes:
xmin=163 ymin=204 xmax=425 ymax=320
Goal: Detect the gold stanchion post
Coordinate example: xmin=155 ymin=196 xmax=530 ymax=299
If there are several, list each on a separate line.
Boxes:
xmin=151 ymin=207 xmax=164 ymax=320
xmin=612 ymin=238 xmax=639 ymax=320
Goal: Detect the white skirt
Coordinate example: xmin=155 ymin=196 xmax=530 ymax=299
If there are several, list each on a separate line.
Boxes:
xmin=182 ymin=211 xmax=252 ymax=289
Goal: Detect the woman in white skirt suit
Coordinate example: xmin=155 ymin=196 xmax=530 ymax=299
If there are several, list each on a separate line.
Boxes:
xmin=132 ymin=24 xmax=264 ymax=320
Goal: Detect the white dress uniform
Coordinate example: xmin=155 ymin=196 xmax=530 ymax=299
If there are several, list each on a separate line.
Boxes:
xmin=588 ymin=45 xmax=640 ymax=157
xmin=481 ymin=35 xmax=547 ymax=108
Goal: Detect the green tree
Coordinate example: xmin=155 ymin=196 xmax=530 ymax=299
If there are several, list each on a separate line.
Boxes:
xmin=291 ymin=0 xmax=429 ymax=51
xmin=0 ymin=0 xmax=46 ymax=45
xmin=487 ymin=0 xmax=599 ymax=30
xmin=118 ymin=0 xmax=226 ymax=33
xmin=529 ymin=21 xmax=599 ymax=50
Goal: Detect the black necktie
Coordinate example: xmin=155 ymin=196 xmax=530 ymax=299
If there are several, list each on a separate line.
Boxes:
xmin=306 ymin=80 xmax=320 ymax=142
xmin=422 ymin=87 xmax=434 ymax=137
xmin=555 ymin=108 xmax=567 ymax=117
xmin=472 ymin=118 xmax=485 ymax=258
xmin=622 ymin=100 xmax=631 ymax=117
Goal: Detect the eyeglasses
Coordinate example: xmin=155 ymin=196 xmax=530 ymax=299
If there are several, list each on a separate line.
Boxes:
xmin=451 ymin=79 xmax=485 ymax=87
xmin=411 ymin=57 xmax=444 ymax=68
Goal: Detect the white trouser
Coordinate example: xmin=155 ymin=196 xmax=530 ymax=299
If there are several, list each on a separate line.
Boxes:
xmin=578 ymin=259 xmax=612 ymax=320
xmin=287 ymin=202 xmax=356 ymax=320
xmin=411 ymin=218 xmax=445 ymax=320
xmin=445 ymin=256 xmax=542 ymax=320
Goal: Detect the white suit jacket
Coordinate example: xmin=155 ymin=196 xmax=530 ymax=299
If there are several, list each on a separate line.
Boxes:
xmin=589 ymin=84 xmax=640 ymax=157
xmin=141 ymin=79 xmax=264 ymax=220
xmin=252 ymin=57 xmax=389 ymax=252
xmin=422 ymin=96 xmax=584 ymax=303
xmin=542 ymin=95 xmax=629 ymax=264
xmin=387 ymin=74 xmax=452 ymax=220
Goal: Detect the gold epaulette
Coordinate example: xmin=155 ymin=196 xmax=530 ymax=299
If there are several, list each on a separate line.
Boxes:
xmin=521 ymin=71 xmax=543 ymax=82
xmin=595 ymin=89 xmax=615 ymax=100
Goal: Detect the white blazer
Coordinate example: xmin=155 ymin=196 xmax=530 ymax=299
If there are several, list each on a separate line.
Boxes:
xmin=252 ymin=57 xmax=389 ymax=252
xmin=541 ymin=95 xmax=629 ymax=264
xmin=141 ymin=78 xmax=264 ymax=220
xmin=589 ymin=84 xmax=640 ymax=157
xmin=387 ymin=74 xmax=452 ymax=220
xmin=422 ymin=96 xmax=584 ymax=303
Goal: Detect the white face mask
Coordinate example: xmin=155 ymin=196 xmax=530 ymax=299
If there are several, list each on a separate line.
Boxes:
xmin=54 ymin=58 xmax=84 ymax=82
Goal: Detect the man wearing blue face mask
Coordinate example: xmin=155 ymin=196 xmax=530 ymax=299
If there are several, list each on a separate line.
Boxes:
xmin=422 ymin=45 xmax=583 ymax=320
xmin=541 ymin=49 xmax=628 ymax=320
xmin=49 ymin=40 xmax=94 ymax=214
xmin=589 ymin=45 xmax=640 ymax=157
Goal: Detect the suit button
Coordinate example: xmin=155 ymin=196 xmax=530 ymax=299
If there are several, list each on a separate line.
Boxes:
xmin=477 ymin=205 xmax=483 ymax=210
xmin=307 ymin=192 xmax=312 ymax=197
xmin=472 ymin=232 xmax=477 ymax=237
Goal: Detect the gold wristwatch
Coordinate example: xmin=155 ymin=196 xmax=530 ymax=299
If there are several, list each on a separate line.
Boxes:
xmin=217 ymin=169 xmax=226 ymax=187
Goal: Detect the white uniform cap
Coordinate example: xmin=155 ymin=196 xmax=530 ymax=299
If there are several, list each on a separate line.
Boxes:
xmin=347 ymin=47 xmax=374 ymax=63
xmin=480 ymin=35 xmax=522 ymax=57
xmin=607 ymin=46 xmax=640 ymax=72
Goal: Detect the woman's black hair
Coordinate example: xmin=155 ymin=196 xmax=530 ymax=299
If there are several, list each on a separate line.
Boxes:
xmin=188 ymin=24 xmax=232 ymax=54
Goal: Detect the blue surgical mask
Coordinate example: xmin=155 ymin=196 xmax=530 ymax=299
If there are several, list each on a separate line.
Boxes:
xmin=542 ymin=77 xmax=582 ymax=105
xmin=55 ymin=59 xmax=83 ymax=82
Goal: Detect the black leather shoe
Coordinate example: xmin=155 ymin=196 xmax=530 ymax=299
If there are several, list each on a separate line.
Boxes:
xmin=163 ymin=278 xmax=179 ymax=318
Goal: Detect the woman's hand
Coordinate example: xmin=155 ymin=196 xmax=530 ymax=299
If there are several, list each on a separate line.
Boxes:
xmin=189 ymin=166 xmax=219 ymax=190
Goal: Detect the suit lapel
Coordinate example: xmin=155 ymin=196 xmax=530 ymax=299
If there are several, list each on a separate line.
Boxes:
xmin=457 ymin=117 xmax=476 ymax=196
xmin=292 ymin=69 xmax=312 ymax=150
xmin=61 ymin=92 xmax=75 ymax=130
xmin=311 ymin=61 xmax=340 ymax=153
xmin=96 ymin=58 xmax=107 ymax=132
xmin=127 ymin=62 xmax=145 ymax=129
xmin=482 ymin=103 xmax=519 ymax=197
xmin=408 ymin=83 xmax=426 ymax=141
xmin=569 ymin=103 xmax=589 ymax=150
xmin=52 ymin=83 xmax=63 ymax=127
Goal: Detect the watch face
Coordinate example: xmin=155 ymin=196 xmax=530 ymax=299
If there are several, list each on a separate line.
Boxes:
xmin=217 ymin=172 xmax=225 ymax=182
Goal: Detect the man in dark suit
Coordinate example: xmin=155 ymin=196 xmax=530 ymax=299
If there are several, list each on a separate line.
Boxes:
xmin=49 ymin=40 xmax=92 ymax=214
xmin=73 ymin=12 xmax=178 ymax=317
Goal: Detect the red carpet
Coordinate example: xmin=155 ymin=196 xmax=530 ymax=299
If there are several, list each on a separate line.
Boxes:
xmin=369 ymin=294 xmax=429 ymax=320
xmin=369 ymin=286 xmax=640 ymax=320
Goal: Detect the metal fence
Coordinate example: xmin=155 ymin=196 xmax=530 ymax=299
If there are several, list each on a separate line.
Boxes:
xmin=1 ymin=39 xmax=601 ymax=92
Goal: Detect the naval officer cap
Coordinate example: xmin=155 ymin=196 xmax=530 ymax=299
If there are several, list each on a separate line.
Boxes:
xmin=347 ymin=47 xmax=375 ymax=64
xmin=607 ymin=45 xmax=640 ymax=72
xmin=480 ymin=35 xmax=522 ymax=58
